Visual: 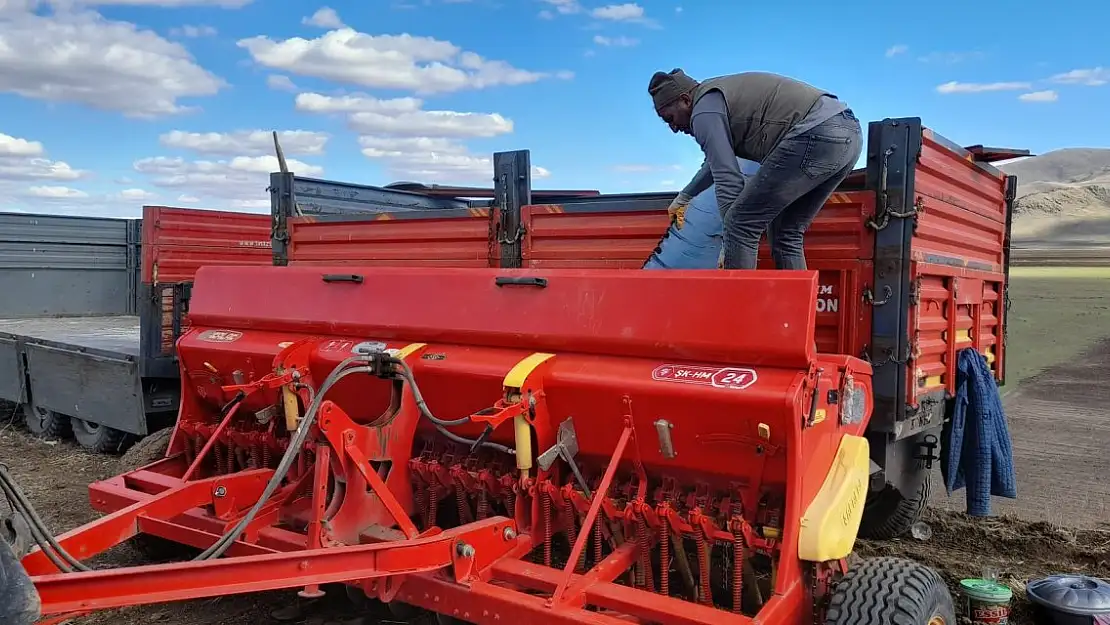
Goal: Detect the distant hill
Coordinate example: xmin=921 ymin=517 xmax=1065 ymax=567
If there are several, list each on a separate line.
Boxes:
xmin=1001 ymin=148 xmax=1110 ymax=216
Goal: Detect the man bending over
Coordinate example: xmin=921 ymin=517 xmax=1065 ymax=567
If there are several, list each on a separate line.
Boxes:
xmin=648 ymin=68 xmax=862 ymax=270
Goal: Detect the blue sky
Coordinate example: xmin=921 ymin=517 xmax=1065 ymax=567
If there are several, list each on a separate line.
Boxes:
xmin=0 ymin=0 xmax=1105 ymax=217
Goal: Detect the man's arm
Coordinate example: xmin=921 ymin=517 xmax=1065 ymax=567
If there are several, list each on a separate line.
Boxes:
xmin=690 ymin=90 xmax=745 ymax=217
xmin=680 ymin=159 xmax=713 ymax=198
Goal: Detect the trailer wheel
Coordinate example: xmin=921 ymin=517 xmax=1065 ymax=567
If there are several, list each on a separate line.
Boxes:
xmin=71 ymin=418 xmax=133 ymax=454
xmin=119 ymin=428 xmax=195 ymax=562
xmin=858 ymin=471 xmax=930 ymax=540
xmin=825 ymin=557 xmax=955 ymax=625
xmin=21 ymin=404 xmax=70 ymax=441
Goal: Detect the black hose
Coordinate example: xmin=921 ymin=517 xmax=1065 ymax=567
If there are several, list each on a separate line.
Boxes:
xmin=0 ymin=465 xmax=89 ymax=572
xmin=392 ymin=359 xmax=514 ymax=455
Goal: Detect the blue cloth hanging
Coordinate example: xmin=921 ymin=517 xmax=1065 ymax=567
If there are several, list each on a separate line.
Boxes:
xmin=941 ymin=348 xmax=1018 ymax=516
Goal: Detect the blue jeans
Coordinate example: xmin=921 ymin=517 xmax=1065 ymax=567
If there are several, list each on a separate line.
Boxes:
xmin=644 ymin=159 xmax=758 ymax=270
xmin=721 ymin=109 xmax=863 ymax=270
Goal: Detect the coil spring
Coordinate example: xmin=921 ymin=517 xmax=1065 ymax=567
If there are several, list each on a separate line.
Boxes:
xmin=427 ymin=488 xmax=439 ymax=528
xmin=505 ymin=490 xmax=517 ymax=520
xmin=593 ymin=517 xmax=603 ymax=565
xmin=541 ymin=490 xmax=553 ymax=567
xmin=562 ymin=499 xmax=581 ymax=572
xmin=732 ymin=529 xmax=745 ymax=613
xmin=659 ymin=515 xmax=670 ymax=596
xmin=261 ymin=443 xmax=272 ymax=469
xmin=249 ymin=442 xmax=261 ymax=469
xmin=214 ymin=441 xmax=227 ymax=474
xmin=477 ymin=489 xmax=490 ymax=521
xmin=636 ymin=519 xmax=654 ymax=592
xmin=696 ymin=526 xmax=712 ymax=606
xmin=455 ymin=478 xmax=473 ymax=524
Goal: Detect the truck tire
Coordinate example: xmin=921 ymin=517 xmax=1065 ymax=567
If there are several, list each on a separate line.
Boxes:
xmin=118 ymin=428 xmax=193 ymax=562
xmin=71 ymin=418 xmax=133 ymax=454
xmin=21 ymin=404 xmax=70 ymax=441
xmin=858 ymin=472 xmax=930 ymax=540
xmin=825 ymin=557 xmax=955 ymax=625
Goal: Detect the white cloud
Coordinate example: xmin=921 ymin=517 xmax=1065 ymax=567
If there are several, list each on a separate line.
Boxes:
xmin=302 ymin=7 xmax=344 ymax=29
xmin=133 ymin=154 xmax=323 ymax=211
xmin=1050 ymin=67 xmax=1109 ymax=86
xmin=885 ymin=44 xmax=908 ymax=58
xmin=294 ymin=92 xmax=423 ymax=114
xmin=0 ymin=132 xmax=43 ymax=157
xmin=538 ymin=9 xmax=554 ymax=18
xmin=593 ymin=34 xmax=638 ymax=47
xmin=116 ymin=188 xmax=158 ymax=200
xmin=936 ymin=80 xmax=1032 ymax=94
xmin=540 ymin=0 xmax=581 ymax=14
xmin=24 ymin=185 xmax=88 ymax=199
xmin=1018 ymin=90 xmax=1058 ymax=103
xmin=349 ymin=110 xmax=512 ymax=138
xmin=266 ymin=74 xmax=298 ymax=91
xmin=357 ymin=135 xmax=548 ymax=182
xmin=159 ymin=129 xmax=330 ymax=156
xmin=238 ymin=29 xmax=567 ymax=94
xmin=0 ymin=132 xmax=86 ymax=181
xmin=177 ymin=194 xmax=200 ymax=203
xmin=591 ymin=3 xmax=643 ymax=20
xmin=0 ymin=9 xmax=224 ymax=117
xmin=169 ymin=24 xmax=218 ymax=38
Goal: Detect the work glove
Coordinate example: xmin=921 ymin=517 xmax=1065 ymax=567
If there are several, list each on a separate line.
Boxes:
xmin=668 ymin=192 xmax=693 ymax=229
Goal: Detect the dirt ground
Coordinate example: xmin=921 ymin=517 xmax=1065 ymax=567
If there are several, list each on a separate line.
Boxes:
xmin=3 ymin=272 xmax=1110 ymax=624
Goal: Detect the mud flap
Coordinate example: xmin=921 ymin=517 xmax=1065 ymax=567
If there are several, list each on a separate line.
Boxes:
xmin=0 ymin=538 xmax=41 ymax=625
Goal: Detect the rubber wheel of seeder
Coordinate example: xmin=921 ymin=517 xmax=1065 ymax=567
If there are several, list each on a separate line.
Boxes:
xmin=858 ymin=471 xmax=931 ymax=540
xmin=21 ymin=404 xmax=70 ymax=441
xmin=824 ymin=556 xmax=956 ymax=625
xmin=118 ymin=428 xmax=196 ymax=562
xmin=71 ymin=418 xmax=133 ymax=454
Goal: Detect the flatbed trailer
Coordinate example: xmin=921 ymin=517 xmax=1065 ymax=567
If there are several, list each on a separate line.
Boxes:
xmin=0 ymin=315 xmax=148 ymax=447
xmin=0 ymin=208 xmax=272 ymax=451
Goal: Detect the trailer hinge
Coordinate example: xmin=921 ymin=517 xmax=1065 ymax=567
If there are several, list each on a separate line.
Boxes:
xmin=863 ymin=284 xmax=892 ymax=306
xmin=908 ymin=277 xmax=922 ymax=306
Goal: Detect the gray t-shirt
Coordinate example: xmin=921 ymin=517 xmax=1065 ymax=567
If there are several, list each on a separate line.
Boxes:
xmin=684 ymin=91 xmax=848 ymax=216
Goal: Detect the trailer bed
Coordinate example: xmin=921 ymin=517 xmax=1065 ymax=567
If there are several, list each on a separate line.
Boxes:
xmin=0 ymin=316 xmax=139 ymax=357
xmin=0 ymin=315 xmax=152 ymax=435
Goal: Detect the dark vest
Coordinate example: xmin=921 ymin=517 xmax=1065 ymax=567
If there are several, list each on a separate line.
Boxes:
xmin=691 ymin=72 xmax=832 ymax=162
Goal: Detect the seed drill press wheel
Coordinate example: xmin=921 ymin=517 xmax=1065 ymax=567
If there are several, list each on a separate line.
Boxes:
xmin=824 ymin=557 xmax=955 ymax=625
xmin=118 ymin=428 xmax=197 ymax=562
xmin=859 ymin=470 xmax=931 ymax=540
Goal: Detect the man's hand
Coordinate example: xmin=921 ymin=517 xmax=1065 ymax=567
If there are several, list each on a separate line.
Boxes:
xmin=668 ymin=192 xmax=692 ymax=229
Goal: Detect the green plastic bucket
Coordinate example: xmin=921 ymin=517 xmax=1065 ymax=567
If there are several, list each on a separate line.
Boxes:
xmin=961 ymin=578 xmax=1013 ymax=624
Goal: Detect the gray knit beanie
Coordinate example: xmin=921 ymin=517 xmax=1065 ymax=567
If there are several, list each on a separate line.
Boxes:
xmin=648 ymin=68 xmax=699 ymax=111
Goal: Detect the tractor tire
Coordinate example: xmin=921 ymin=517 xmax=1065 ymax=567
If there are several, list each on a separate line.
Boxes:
xmin=21 ymin=404 xmax=70 ymax=441
xmin=119 ymin=427 xmax=173 ymax=472
xmin=71 ymin=418 xmax=133 ymax=455
xmin=825 ymin=556 xmax=955 ymax=625
xmin=858 ymin=471 xmax=931 ymax=540
xmin=118 ymin=428 xmax=193 ymax=562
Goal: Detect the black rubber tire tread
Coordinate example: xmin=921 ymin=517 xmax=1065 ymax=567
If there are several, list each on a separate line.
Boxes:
xmin=858 ymin=471 xmax=931 ymax=540
xmin=119 ymin=427 xmax=173 ymax=472
xmin=117 ymin=428 xmax=194 ymax=562
xmin=825 ymin=556 xmax=955 ymax=625
xmin=71 ymin=419 xmax=133 ymax=455
xmin=21 ymin=404 xmax=70 ymax=440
